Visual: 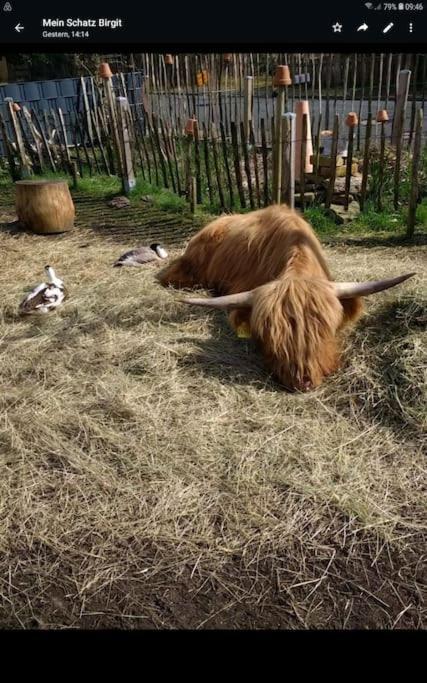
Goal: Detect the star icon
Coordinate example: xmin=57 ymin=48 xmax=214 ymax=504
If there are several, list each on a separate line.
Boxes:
xmin=332 ymin=22 xmax=343 ymax=33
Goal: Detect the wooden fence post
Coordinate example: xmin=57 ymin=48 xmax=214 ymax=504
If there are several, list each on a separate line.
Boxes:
xmin=243 ymin=76 xmax=253 ymax=142
xmin=325 ymin=114 xmax=340 ymax=209
xmin=272 ymin=65 xmax=291 ymax=203
xmin=282 ymin=112 xmax=296 ymax=209
xmin=184 ymin=117 xmax=195 ymax=200
xmin=360 ymin=111 xmax=372 ymax=212
xmin=299 ymin=113 xmax=308 ymax=211
xmin=116 ymin=96 xmax=136 ymax=194
xmin=344 ymin=112 xmax=358 ymax=211
xmin=7 ymin=101 xmax=31 ymax=177
xmin=100 ymin=65 xmax=124 ymax=177
xmin=376 ymin=109 xmax=389 ymax=212
xmin=392 ymin=69 xmax=411 ymax=147
xmin=407 ymin=109 xmax=423 ymax=238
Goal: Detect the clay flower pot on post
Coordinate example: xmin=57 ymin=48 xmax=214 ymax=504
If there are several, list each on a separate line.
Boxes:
xmin=344 ymin=112 xmax=358 ymax=211
xmin=185 ymin=117 xmax=197 ymax=137
xmin=272 ymin=65 xmax=292 ymax=203
xmin=376 ymin=109 xmax=389 ymax=123
xmin=99 ymin=62 xmax=113 ymax=79
xmin=164 ymin=54 xmax=173 ymax=66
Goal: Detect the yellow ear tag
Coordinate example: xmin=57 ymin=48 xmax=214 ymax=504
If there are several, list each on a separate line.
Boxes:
xmin=236 ymin=322 xmax=252 ymax=339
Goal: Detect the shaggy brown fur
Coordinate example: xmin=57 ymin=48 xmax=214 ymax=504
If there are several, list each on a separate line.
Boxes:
xmin=159 ymin=205 xmax=364 ymax=390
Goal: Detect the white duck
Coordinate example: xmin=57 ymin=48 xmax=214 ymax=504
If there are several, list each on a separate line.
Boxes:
xmin=113 ymin=243 xmax=168 ymax=267
xmin=19 ymin=266 xmax=67 ymax=315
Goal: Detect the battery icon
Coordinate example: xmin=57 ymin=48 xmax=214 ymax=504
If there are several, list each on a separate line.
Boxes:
xmin=398 ymin=2 xmax=404 ymax=8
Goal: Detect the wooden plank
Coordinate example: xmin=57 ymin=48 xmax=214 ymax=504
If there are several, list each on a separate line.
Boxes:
xmin=240 ymin=121 xmax=255 ymax=209
xmin=168 ymin=122 xmax=182 ymax=196
xmin=160 ymin=117 xmax=176 ymax=193
xmin=50 ymin=108 xmax=68 ymax=172
xmin=74 ymin=109 xmax=93 ymax=176
xmin=260 ymin=117 xmax=269 ymax=207
xmin=8 ymin=102 xmax=31 ymax=177
xmin=392 ymin=69 xmax=411 ymax=146
xmin=281 ymin=113 xmax=296 ymax=209
xmin=299 ymin=113 xmax=307 ymax=211
xmin=325 ymin=114 xmax=340 ymax=209
xmin=80 ymin=76 xmax=94 ymax=141
xmin=243 ymin=76 xmax=253 ymax=142
xmin=272 ymin=85 xmax=285 ymax=203
xmin=377 ymin=118 xmax=386 ymax=212
xmin=22 ymin=106 xmax=44 ymax=171
xmin=31 ymin=108 xmax=56 ymax=172
xmin=357 ymin=56 xmax=366 ymax=152
xmin=409 ymin=54 xmax=420 ymax=146
xmin=193 ymin=118 xmax=202 ymax=203
xmin=116 ymin=97 xmax=136 ymax=194
xmin=103 ymin=76 xmax=124 ymax=176
xmin=344 ymin=123 xmax=356 ymax=211
xmin=407 ymin=108 xmax=423 ymax=238
xmin=151 ymin=113 xmax=169 ymax=188
xmin=211 ymin=123 xmax=226 ymax=210
xmin=313 ymin=113 xmax=322 ymax=177
xmin=230 ymin=121 xmax=246 ymax=208
xmin=249 ymin=123 xmax=261 ymax=208
xmin=58 ymin=107 xmax=73 ymax=171
xmin=360 ymin=111 xmax=372 ymax=211
xmin=220 ymin=121 xmax=234 ymax=209
xmin=202 ymin=122 xmax=214 ymax=206
xmin=384 ymin=53 xmax=393 ymax=110
xmin=0 ymin=111 xmax=19 ymax=180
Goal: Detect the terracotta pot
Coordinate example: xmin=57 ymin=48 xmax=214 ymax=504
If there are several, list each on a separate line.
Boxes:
xmin=99 ymin=62 xmax=113 ymax=79
xmin=345 ymin=112 xmax=359 ymax=127
xmin=223 ymin=53 xmax=232 ymax=63
xmin=376 ymin=109 xmax=389 ymax=123
xmin=196 ymin=71 xmax=204 ymax=87
xmin=185 ymin=118 xmax=197 ymax=136
xmin=12 ymin=102 xmax=21 ymax=112
xmin=274 ymin=65 xmax=291 ymax=87
xmin=165 ymin=54 xmax=173 ymax=65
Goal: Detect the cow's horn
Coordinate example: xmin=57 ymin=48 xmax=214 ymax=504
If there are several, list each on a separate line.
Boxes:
xmin=333 ymin=273 xmax=415 ymax=299
xmin=180 ymin=290 xmax=254 ymax=309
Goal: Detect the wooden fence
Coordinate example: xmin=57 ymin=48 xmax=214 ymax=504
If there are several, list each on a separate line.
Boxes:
xmin=0 ymin=53 xmax=426 ymax=237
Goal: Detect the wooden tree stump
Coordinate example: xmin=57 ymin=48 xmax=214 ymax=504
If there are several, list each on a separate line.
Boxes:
xmin=15 ymin=180 xmax=75 ymax=234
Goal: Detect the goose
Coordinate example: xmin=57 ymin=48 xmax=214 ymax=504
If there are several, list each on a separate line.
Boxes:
xmin=19 ymin=266 xmax=67 ymax=315
xmin=113 ymin=243 xmax=168 ymax=267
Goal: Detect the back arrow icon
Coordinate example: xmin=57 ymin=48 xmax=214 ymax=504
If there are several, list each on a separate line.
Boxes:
xmin=357 ymin=22 xmax=368 ymax=31
xmin=15 ymin=22 xmax=24 ymax=32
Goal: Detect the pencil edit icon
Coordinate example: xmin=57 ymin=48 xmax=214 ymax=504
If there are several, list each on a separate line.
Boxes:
xmin=383 ymin=22 xmax=394 ymax=33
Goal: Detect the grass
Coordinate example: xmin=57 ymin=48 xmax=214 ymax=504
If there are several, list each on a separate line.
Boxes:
xmin=0 ymin=188 xmax=425 ymax=629
xmin=27 ymin=171 xmax=190 ymax=215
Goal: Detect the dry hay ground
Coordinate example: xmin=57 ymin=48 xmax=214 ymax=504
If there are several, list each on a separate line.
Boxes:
xmin=0 ymin=207 xmax=426 ymax=629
